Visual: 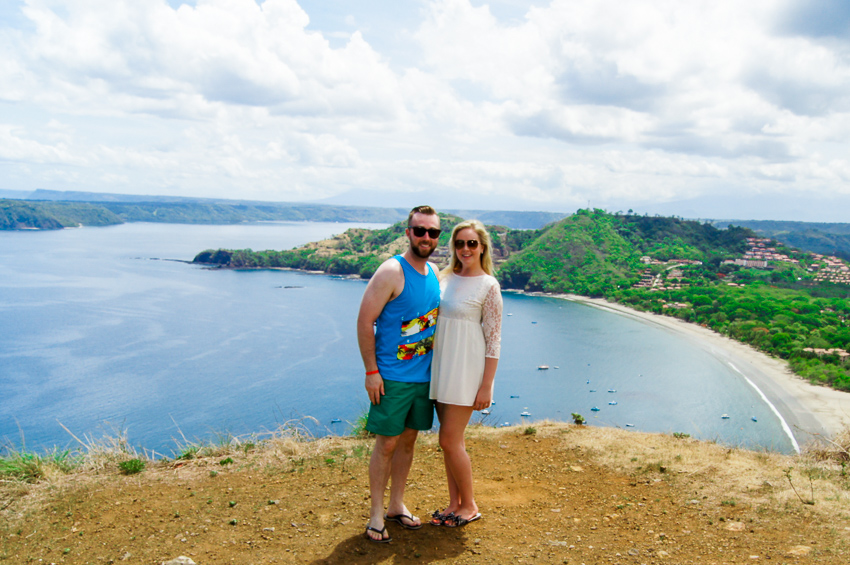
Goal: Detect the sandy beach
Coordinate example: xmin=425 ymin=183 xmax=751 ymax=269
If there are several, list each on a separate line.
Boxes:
xmin=543 ymin=293 xmax=850 ymax=448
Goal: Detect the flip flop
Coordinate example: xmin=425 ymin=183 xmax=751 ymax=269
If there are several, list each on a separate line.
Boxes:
xmin=444 ymin=512 xmax=481 ymax=528
xmin=385 ymin=512 xmax=423 ymax=530
xmin=364 ymin=525 xmax=392 ymax=543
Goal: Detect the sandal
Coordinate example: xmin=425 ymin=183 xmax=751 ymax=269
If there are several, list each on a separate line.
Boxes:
xmin=364 ymin=525 xmax=392 ymax=543
xmin=444 ymin=512 xmax=481 ymax=528
xmin=430 ymin=510 xmax=453 ymax=526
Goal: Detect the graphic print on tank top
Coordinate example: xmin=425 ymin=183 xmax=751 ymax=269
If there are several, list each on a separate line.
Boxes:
xmin=397 ymin=306 xmax=439 ymax=359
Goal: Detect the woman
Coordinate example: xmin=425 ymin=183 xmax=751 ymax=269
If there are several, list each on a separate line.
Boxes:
xmin=429 ymin=219 xmax=503 ymax=528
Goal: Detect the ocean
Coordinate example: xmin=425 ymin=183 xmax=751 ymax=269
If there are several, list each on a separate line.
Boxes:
xmin=0 ymin=222 xmax=797 ymax=455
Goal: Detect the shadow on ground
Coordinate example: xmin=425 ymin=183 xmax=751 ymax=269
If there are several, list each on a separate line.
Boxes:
xmin=311 ymin=523 xmax=470 ymax=564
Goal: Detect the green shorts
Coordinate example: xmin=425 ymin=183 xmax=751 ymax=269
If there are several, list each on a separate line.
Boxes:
xmin=366 ymin=380 xmax=434 ymax=437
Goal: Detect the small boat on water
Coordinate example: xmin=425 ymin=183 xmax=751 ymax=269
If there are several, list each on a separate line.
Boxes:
xmin=589 ymin=389 xmax=596 ymax=392
xmin=591 ymin=406 xmax=600 ymax=412
xmin=751 ymin=416 xmax=758 ymax=422
xmin=608 ymin=389 xmax=617 ymax=393
xmin=608 ymin=401 xmax=618 ymax=405
xmin=554 ymin=366 xmax=559 ymax=369
xmin=491 ymin=401 xmax=496 ymax=405
xmin=331 ymin=418 xmax=342 ymax=423
xmin=510 ymin=395 xmax=520 ymax=398
xmin=721 ymin=414 xmax=730 ymax=419
xmin=499 ymin=422 xmax=510 ymax=427
xmin=481 ymin=409 xmax=490 ymax=415
xmin=531 ymin=321 xmax=537 ymax=324
xmin=520 ymin=411 xmax=532 ymax=417
xmin=625 ymin=423 xmax=635 ymax=427
xmin=537 ymin=365 xmax=549 ymax=370
xmin=507 ymin=313 xmax=513 ymax=316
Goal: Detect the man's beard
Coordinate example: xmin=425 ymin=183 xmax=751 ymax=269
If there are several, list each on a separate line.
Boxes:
xmin=410 ymin=241 xmax=437 ymax=258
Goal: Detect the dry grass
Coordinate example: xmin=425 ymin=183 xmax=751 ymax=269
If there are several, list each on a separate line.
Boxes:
xmin=514 ymin=420 xmax=850 ymax=519
xmin=806 ymin=426 xmax=850 ymax=463
xmin=0 ymin=417 xmax=347 ymax=519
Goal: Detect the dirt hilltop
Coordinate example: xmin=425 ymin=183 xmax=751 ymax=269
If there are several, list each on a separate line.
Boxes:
xmin=2 ymin=422 xmax=849 ymax=564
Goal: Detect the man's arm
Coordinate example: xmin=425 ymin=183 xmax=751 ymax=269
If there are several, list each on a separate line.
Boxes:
xmin=357 ymin=260 xmax=403 ymax=405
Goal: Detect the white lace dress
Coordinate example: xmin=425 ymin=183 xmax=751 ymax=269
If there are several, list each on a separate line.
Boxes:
xmin=430 ymin=272 xmax=503 ymax=406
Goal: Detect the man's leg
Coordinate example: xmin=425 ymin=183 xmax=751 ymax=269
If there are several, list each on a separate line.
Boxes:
xmin=385 ymin=427 xmax=421 ymax=526
xmin=367 ymin=433 xmax=399 ymax=541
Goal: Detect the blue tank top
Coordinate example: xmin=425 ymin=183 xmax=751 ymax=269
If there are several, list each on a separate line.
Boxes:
xmin=374 ymin=256 xmax=441 ymax=383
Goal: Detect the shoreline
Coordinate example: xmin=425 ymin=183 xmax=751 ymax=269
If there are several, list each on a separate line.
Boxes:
xmin=536 ymin=292 xmax=850 ymax=445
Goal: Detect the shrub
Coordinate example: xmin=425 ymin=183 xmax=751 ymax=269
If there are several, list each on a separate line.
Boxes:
xmin=118 ymin=458 xmax=145 ymax=475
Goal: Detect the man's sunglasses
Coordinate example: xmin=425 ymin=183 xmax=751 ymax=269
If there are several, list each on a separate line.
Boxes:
xmin=454 ymin=239 xmax=479 ymax=249
xmin=410 ymin=226 xmax=442 ymax=239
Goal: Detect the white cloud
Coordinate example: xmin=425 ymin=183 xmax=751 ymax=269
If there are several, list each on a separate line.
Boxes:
xmin=1 ymin=0 xmax=850 ymax=220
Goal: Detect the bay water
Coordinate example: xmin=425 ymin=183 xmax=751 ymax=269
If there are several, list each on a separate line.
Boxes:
xmin=0 ymin=223 xmax=796 ymax=456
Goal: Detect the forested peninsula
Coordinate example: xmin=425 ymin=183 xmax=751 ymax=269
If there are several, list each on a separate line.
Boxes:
xmin=194 ymin=209 xmax=850 ymax=392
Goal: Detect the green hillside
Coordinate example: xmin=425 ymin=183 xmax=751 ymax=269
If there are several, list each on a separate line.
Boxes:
xmin=194 ymin=214 xmax=466 ymax=278
xmin=712 ymin=219 xmax=850 ymax=260
xmin=496 ymin=209 xmax=752 ymax=296
xmin=0 ymin=199 xmax=121 ymax=229
xmin=1 ymin=199 xmax=64 ymax=230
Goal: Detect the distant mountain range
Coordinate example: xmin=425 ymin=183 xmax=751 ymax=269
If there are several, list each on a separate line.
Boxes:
xmin=2 ymin=189 xmax=849 ymax=256
xmin=0 ymin=190 xmax=566 ymax=230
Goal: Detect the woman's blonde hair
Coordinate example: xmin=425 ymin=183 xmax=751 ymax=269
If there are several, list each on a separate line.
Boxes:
xmin=444 ymin=219 xmax=495 ymax=276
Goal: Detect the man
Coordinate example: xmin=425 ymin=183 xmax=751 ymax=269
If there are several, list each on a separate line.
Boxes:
xmin=357 ymin=205 xmax=442 ymax=543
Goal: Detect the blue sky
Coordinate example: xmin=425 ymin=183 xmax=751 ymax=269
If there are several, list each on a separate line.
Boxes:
xmin=1 ymin=0 xmax=850 ymax=221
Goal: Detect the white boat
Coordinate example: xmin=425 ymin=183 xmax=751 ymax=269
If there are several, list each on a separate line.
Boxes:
xmin=537 ymin=365 xmax=549 ymax=370
xmin=331 ymin=418 xmax=341 ymax=423
xmin=625 ymin=423 xmax=635 ymax=427
xmin=608 ymin=401 xmax=617 ymax=405
xmin=608 ymin=389 xmax=617 ymax=393
xmin=591 ymin=406 xmax=600 ymax=412
xmin=481 ymin=409 xmax=490 ymax=415
xmin=520 ymin=411 xmax=532 ymax=417
xmin=721 ymin=414 xmax=730 ymax=419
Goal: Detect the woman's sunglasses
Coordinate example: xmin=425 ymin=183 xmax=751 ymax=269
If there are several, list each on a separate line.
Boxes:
xmin=454 ymin=239 xmax=479 ymax=249
xmin=410 ymin=226 xmax=442 ymax=239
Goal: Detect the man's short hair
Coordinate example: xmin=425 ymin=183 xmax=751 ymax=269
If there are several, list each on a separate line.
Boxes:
xmin=407 ymin=205 xmax=438 ymax=226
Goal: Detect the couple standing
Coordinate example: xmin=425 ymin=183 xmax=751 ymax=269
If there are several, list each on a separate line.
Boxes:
xmin=356 ymin=205 xmax=503 ymax=543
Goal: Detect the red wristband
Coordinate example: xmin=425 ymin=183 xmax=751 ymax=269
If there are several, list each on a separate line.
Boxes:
xmin=366 ymin=370 xmax=380 ymax=376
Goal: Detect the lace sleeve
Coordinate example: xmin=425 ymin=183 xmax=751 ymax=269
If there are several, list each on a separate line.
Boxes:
xmin=481 ymin=279 xmax=503 ymax=359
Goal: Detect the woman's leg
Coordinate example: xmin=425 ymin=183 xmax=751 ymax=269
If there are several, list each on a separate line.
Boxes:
xmin=435 ymin=402 xmax=461 ymax=516
xmin=437 ymin=402 xmax=478 ymax=520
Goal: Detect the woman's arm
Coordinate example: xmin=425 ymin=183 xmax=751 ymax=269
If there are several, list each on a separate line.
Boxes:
xmin=481 ymin=280 xmax=503 ymax=359
xmin=475 ymin=281 xmax=503 ymax=410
